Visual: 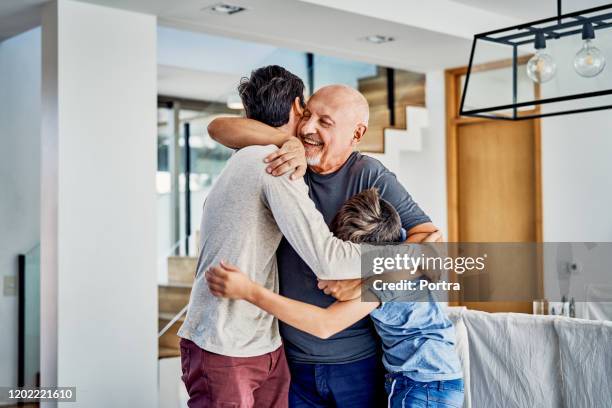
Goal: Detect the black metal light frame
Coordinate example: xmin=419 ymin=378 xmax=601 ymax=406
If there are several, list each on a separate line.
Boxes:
xmin=460 ymin=2 xmax=612 ymax=120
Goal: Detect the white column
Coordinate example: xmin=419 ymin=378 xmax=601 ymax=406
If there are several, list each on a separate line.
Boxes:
xmin=41 ymin=1 xmax=157 ymax=406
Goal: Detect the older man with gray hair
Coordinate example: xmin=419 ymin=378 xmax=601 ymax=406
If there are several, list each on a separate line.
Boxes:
xmin=209 ymin=83 xmax=440 ymax=407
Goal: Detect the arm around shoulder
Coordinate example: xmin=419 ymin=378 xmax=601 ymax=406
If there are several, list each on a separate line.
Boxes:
xmin=208 ymin=117 xmax=291 ymax=149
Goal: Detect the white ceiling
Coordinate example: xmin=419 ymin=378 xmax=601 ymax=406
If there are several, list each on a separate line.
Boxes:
xmin=2 ymin=1 xmax=607 ymax=52
xmin=1 ymin=0 xmax=479 ymax=70
xmin=298 ymin=0 xmax=521 ymax=39
xmin=83 ymin=0 xmax=476 ymax=72
xmin=451 ymin=0 xmax=611 ymax=21
xmin=3 ymin=0 xmax=607 ymax=65
xmin=1 ymin=0 xmax=609 ymax=101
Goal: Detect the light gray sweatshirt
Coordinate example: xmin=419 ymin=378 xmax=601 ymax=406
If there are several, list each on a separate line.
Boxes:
xmin=178 ymin=145 xmax=361 ymax=357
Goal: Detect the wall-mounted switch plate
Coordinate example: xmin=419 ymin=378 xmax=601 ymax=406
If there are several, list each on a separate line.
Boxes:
xmin=3 ymin=276 xmax=17 ymax=296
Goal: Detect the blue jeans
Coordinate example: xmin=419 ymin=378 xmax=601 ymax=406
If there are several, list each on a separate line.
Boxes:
xmin=288 ymin=354 xmax=386 ymax=407
xmin=385 ymin=374 xmax=464 ymax=408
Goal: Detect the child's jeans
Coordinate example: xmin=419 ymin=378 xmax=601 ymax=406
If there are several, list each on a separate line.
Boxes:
xmin=385 ymin=373 xmax=464 ymax=408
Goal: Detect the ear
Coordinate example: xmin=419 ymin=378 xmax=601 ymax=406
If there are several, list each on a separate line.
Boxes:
xmin=293 ymin=96 xmax=304 ymax=117
xmin=352 ymin=123 xmax=367 ymax=145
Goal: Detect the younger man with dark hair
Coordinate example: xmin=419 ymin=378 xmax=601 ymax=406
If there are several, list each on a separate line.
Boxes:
xmin=238 ymin=65 xmax=305 ymax=128
xmin=207 ymin=189 xmax=464 ymax=408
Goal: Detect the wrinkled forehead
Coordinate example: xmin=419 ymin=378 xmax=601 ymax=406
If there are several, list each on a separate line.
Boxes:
xmin=306 ymin=90 xmax=352 ymax=119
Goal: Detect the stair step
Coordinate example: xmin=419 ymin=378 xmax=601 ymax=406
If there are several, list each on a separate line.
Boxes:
xmin=359 ymin=106 xmax=390 ymax=153
xmin=160 ymin=282 xmax=192 ymax=289
xmin=358 ymin=75 xmax=387 ymax=91
xmin=159 ymin=312 xmax=187 ymax=322
xmin=159 ymin=283 xmax=191 ymax=315
xmin=355 ymin=67 xmax=426 ymax=153
xmin=158 ymin=316 xmax=185 ymax=332
xmin=168 ymin=256 xmax=198 ymax=285
xmin=158 ymin=312 xmax=186 ymax=332
xmin=358 ymin=70 xmax=388 ymax=107
xmin=159 ymin=346 xmax=180 ymax=359
xmin=159 ymin=317 xmax=182 ymax=350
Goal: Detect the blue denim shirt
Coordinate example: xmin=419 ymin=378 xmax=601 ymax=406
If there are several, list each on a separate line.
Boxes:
xmin=369 ymin=288 xmax=463 ymax=382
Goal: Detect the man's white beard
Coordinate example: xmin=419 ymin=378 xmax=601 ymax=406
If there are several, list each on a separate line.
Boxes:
xmin=306 ymin=154 xmax=321 ymax=166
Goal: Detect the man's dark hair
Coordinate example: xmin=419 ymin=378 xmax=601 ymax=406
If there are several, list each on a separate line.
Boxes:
xmin=330 ymin=188 xmax=402 ymax=244
xmin=238 ymin=65 xmax=305 ymax=127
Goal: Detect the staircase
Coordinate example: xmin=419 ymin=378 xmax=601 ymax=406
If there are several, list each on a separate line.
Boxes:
xmin=357 ymin=68 xmax=426 ymax=153
xmin=158 ymin=255 xmax=197 ymax=359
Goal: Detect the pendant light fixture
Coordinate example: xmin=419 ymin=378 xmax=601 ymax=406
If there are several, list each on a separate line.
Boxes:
xmin=460 ymin=1 xmax=612 ymax=120
xmin=574 ymin=22 xmax=606 ymax=78
xmin=526 ymin=31 xmax=557 ymax=83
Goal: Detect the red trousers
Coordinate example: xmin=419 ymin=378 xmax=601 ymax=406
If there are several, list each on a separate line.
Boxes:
xmin=180 ymin=338 xmax=290 ymax=408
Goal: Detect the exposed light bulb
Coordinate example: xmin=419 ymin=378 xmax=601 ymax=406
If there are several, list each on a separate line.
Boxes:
xmin=574 ymin=39 xmax=606 ymax=78
xmin=527 ymin=50 xmax=557 ymax=84
xmin=527 ymin=31 xmax=556 ymax=84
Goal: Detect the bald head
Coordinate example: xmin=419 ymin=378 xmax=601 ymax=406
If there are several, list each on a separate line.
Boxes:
xmin=297 ymin=84 xmax=371 ymax=174
xmin=313 ymin=84 xmax=369 ymax=126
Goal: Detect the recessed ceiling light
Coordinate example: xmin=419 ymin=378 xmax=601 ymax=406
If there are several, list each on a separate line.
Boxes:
xmin=204 ymin=3 xmax=246 ymax=15
xmin=364 ymin=35 xmax=395 ymax=44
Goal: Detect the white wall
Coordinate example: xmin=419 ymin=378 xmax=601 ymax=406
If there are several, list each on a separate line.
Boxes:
xmin=408 ymin=70 xmax=448 ymax=234
xmin=537 ymin=37 xmax=612 ymax=316
xmin=541 ymin=112 xmax=612 ymax=242
xmin=369 ymin=70 xmax=448 ymax=235
xmin=41 ymin=1 xmax=158 ymax=406
xmin=0 ymin=27 xmax=41 ymax=403
xmin=539 ymin=34 xmax=612 ymax=242
xmin=158 ymin=357 xmax=188 ymax=408
xmin=541 ymin=110 xmax=612 ymax=317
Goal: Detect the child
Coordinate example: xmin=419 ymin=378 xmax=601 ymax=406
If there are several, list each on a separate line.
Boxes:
xmin=206 ymin=189 xmax=464 ymax=408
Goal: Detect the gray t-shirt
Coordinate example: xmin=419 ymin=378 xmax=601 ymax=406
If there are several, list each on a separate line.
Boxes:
xmin=278 ymin=151 xmax=431 ymax=364
xmin=178 ymin=145 xmax=362 ymax=357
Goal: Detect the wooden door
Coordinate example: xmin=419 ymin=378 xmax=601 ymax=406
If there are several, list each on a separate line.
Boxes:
xmin=446 ymin=66 xmax=543 ymax=313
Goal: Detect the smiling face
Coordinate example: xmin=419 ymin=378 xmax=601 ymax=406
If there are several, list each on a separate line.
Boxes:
xmin=298 ymin=85 xmax=369 ymax=174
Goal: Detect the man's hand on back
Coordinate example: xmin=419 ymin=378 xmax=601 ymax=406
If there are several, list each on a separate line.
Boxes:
xmin=264 ymin=137 xmax=307 ymax=180
xmin=317 ymin=279 xmax=363 ymax=301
